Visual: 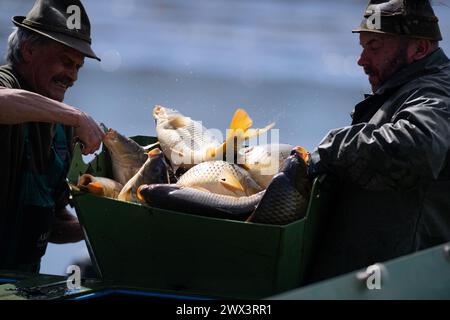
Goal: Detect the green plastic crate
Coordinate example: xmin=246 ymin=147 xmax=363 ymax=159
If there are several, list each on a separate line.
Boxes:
xmin=67 ymin=136 xmax=332 ymax=299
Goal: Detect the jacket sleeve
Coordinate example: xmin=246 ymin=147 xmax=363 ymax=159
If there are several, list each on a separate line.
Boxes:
xmin=311 ymin=88 xmax=450 ymax=190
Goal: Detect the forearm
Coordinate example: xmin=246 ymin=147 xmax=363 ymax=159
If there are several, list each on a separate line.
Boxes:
xmin=316 ymin=108 xmax=450 ymax=190
xmin=316 ymin=122 xmax=422 ymax=189
xmin=0 ymin=87 xmax=81 ymax=126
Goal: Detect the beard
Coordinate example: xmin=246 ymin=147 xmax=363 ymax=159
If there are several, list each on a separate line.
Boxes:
xmin=387 ymin=45 xmax=409 ymax=75
xmin=364 ymin=44 xmax=409 ymax=91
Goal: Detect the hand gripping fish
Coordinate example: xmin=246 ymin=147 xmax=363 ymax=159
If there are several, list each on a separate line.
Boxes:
xmin=102 ymin=128 xmax=149 ymax=185
xmin=246 ymin=147 xmax=312 ymax=225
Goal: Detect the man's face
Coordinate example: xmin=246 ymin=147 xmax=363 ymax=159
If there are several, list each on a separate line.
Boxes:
xmin=24 ymin=41 xmax=85 ymax=102
xmin=358 ymin=32 xmax=410 ymax=92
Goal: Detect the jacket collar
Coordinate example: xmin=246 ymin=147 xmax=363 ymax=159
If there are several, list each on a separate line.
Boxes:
xmin=374 ymin=48 xmax=450 ymax=96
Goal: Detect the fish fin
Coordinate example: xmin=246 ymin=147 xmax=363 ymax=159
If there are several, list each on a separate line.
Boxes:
xmin=148 ymin=148 xmax=162 ymax=158
xmin=243 ymin=122 xmax=275 ymax=139
xmin=204 ymin=144 xmax=225 ymax=161
xmin=142 ymin=141 xmax=160 ymax=151
xmin=136 ymin=185 xmax=147 ymax=203
xmin=229 ymin=109 xmax=253 ymax=131
xmin=239 ymin=163 xmax=250 ymax=171
xmin=87 ymin=182 xmax=104 ymax=196
xmin=245 ymin=212 xmax=255 ymax=223
xmin=223 ymin=125 xmax=249 ymax=162
xmin=99 ymin=123 xmax=109 ymax=133
xmin=227 ymin=109 xmax=253 ymax=141
xmin=204 ymin=146 xmax=216 ymax=160
xmin=168 ymin=116 xmax=188 ymax=128
xmin=118 ymin=187 xmax=132 ymax=202
xmin=219 ymin=171 xmax=245 ymax=194
xmin=170 ymin=147 xmax=185 ymax=158
xmin=168 ymin=147 xmax=186 ymax=170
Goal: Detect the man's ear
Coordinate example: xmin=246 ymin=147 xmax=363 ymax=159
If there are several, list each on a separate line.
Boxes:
xmin=410 ymin=39 xmax=431 ymax=61
xmin=20 ymin=40 xmax=35 ymax=63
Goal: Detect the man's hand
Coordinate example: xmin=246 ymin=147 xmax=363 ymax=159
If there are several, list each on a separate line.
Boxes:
xmin=0 ymin=89 xmax=104 ymax=154
xmin=74 ymin=111 xmax=105 ymax=155
xmin=49 ymin=208 xmax=84 ymax=244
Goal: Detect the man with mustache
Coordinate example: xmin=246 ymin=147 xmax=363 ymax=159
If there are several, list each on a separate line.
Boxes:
xmin=307 ymin=0 xmax=450 ymax=282
xmin=0 ymin=0 xmax=104 ymax=273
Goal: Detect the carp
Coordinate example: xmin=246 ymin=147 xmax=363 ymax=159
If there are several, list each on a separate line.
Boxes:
xmin=118 ymin=148 xmax=170 ymax=203
xmin=137 ymin=184 xmax=264 ymax=220
xmin=77 ymin=174 xmax=123 ymax=199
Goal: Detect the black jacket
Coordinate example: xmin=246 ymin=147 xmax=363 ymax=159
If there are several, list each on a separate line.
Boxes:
xmin=309 ymin=48 xmax=450 ymax=282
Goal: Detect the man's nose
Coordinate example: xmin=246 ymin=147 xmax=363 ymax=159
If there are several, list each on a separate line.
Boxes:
xmin=66 ymin=66 xmax=78 ymax=82
xmin=358 ymin=49 xmax=368 ymax=67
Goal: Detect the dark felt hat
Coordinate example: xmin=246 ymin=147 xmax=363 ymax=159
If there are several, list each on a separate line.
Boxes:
xmin=12 ymin=0 xmax=100 ymax=61
xmin=352 ymin=0 xmax=442 ymax=41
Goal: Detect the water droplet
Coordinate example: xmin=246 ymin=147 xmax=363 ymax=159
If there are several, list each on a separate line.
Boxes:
xmin=100 ymin=50 xmax=122 ymax=72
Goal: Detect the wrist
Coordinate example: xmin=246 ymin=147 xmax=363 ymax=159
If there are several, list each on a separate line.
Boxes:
xmin=73 ymin=109 xmax=83 ymax=128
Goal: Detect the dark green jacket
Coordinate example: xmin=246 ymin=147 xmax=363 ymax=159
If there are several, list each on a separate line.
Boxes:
xmin=309 ymin=48 xmax=450 ymax=281
xmin=0 ymin=64 xmax=74 ymax=268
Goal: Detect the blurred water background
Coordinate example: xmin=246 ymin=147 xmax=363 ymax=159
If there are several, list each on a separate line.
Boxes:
xmin=1 ymin=0 xmax=450 ymax=276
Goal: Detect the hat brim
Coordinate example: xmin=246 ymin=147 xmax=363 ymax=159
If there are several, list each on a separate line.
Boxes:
xmin=12 ymin=16 xmax=101 ymax=61
xmin=351 ymin=28 xmax=397 ymax=36
xmin=352 ymin=27 xmax=440 ymax=41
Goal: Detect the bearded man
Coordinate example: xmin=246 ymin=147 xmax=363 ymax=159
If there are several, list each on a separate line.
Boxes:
xmin=308 ymin=0 xmax=450 ymax=282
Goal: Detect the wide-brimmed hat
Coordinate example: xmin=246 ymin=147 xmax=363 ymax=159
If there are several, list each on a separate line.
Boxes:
xmin=12 ymin=0 xmax=100 ymax=61
xmin=352 ymin=0 xmax=442 ymax=41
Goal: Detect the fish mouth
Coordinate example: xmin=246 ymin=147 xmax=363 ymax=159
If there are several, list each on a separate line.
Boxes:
xmin=153 ymin=105 xmax=164 ymax=118
xmin=78 ymin=174 xmax=94 ymax=187
xmin=87 ymin=182 xmax=104 ymax=195
xmin=77 ymin=175 xmax=105 ymax=196
xmin=153 ymin=105 xmax=181 ymax=120
xmin=291 ymin=146 xmax=310 ymax=164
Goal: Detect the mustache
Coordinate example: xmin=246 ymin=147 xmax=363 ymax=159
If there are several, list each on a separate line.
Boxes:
xmin=363 ymin=67 xmax=376 ymax=76
xmin=53 ymin=75 xmax=74 ymax=88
